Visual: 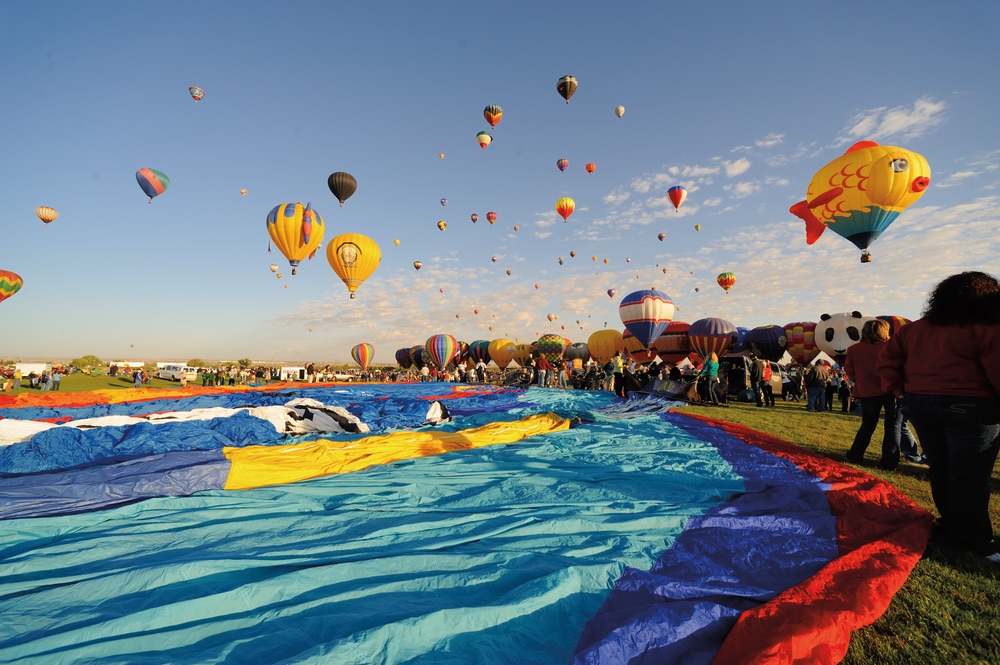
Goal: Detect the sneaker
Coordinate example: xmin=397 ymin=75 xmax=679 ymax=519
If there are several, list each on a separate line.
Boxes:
xmin=985 ymin=552 xmax=1000 ymax=564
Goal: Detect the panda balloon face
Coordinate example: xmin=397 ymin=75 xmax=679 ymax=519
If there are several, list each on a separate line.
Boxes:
xmin=814 ymin=311 xmax=875 ymax=362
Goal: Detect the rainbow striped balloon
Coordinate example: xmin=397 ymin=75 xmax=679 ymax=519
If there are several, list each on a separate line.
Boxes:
xmin=618 ymin=289 xmax=675 ymax=348
xmin=425 ymin=334 xmax=458 ymax=370
xmin=351 ymin=343 xmax=375 ymax=371
xmin=782 ymin=321 xmax=820 ymax=366
xmin=0 ymin=270 xmax=23 ymax=304
xmin=688 ymin=317 xmax=738 ymax=360
xmin=877 ymin=315 xmax=912 ymax=337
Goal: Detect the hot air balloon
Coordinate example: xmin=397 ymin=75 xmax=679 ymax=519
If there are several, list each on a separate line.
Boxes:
xmin=619 ymin=289 xmax=675 ymax=348
xmin=395 ymin=347 xmax=413 ymax=369
xmin=558 ymin=257 xmax=564 ymax=265
xmin=437 ymin=221 xmax=447 ymax=231
xmin=413 ymin=261 xmax=422 ymax=270
xmin=607 ymin=289 xmax=616 ymax=298
xmin=746 ymin=325 xmax=788 ymax=362
xmin=276 ymin=273 xmax=283 ymax=279
xmin=188 ymin=86 xmax=204 ymax=101
xmin=488 ymin=338 xmax=516 ymax=368
xmin=789 ymin=141 xmax=930 ymax=262
xmin=534 ymin=284 xmax=540 ymax=289
xmin=585 ymin=163 xmax=596 ymax=174
xmin=266 ymin=202 xmax=325 ymax=274
xmin=651 ymin=321 xmax=692 ymax=364
xmin=393 ymin=239 xmax=400 ymax=246
xmin=0 ymin=270 xmax=23 ymax=305
xmin=569 ymin=251 xmax=576 ymax=258
xmin=326 ymin=233 xmax=381 ymax=299
xmin=35 ymin=206 xmax=57 ymax=224
xmin=729 ymin=327 xmax=751 ymax=355
xmin=688 ymin=317 xmax=738 ymax=360
xmin=536 ymin=334 xmax=567 ymax=365
xmin=511 ymin=343 xmax=533 ymax=367
xmin=717 ymin=272 xmax=737 ymax=293
xmin=439 ymin=153 xmax=445 ymax=159
xmin=327 ymin=172 xmax=357 ymax=207
xmin=425 ymin=334 xmax=459 ymax=370
xmin=505 ymin=269 xmax=512 ymax=276
xmin=557 ymin=159 xmax=569 ymax=172
xmin=782 ymin=321 xmax=820 ymax=366
xmin=409 ymin=345 xmax=426 ymax=370
xmin=876 ymin=315 xmax=912 ymax=337
xmin=556 ymin=197 xmax=575 ymax=222
xmin=476 ymin=131 xmax=492 ymax=149
xmin=240 ymin=188 xmax=248 ymax=196
xmin=513 ymin=225 xmax=519 ymax=232
xmin=592 ymin=256 xmax=598 ymax=262
xmin=614 ymin=105 xmax=625 ymax=118
xmin=440 ymin=198 xmax=448 ymax=207
xmin=136 ymin=168 xmax=170 ymax=203
xmin=471 ymin=213 xmax=479 ymax=223
xmin=587 ymin=329 xmax=625 ymax=365
xmin=439 ymin=287 xmax=445 ymax=294
xmin=603 ymin=258 xmax=609 ymax=265
xmin=351 ymin=343 xmax=375 ymax=371
xmin=667 ymin=186 xmax=687 ymax=211
xmin=486 ymin=211 xmax=497 ymax=224
xmin=491 ymin=256 xmax=498 ymax=263
xmin=484 ymin=104 xmax=502 ymax=127
xmin=556 ymin=75 xmax=577 ymax=103
xmin=694 ymin=224 xmax=702 ymax=232
xmin=657 ymin=233 xmax=666 ymax=241
xmin=546 ymin=313 xmax=557 ymax=322
xmin=269 ymin=264 xmax=278 ymax=273
xmin=622 ymin=329 xmax=658 ymax=365
xmin=468 ymin=340 xmax=492 ymax=365
xmin=564 ymin=342 xmax=590 ymax=367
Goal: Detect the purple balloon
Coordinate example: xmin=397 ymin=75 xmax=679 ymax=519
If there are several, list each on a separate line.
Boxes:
xmin=745 ymin=325 xmax=788 ymax=362
xmin=688 ymin=317 xmax=738 ymax=359
xmin=395 ymin=347 xmax=413 ymax=369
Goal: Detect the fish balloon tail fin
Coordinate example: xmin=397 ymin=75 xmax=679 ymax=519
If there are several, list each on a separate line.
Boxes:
xmin=789 ymin=200 xmax=827 ymax=245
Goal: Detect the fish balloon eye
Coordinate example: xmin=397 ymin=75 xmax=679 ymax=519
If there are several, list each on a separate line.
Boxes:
xmin=890 ymin=158 xmax=909 ymax=172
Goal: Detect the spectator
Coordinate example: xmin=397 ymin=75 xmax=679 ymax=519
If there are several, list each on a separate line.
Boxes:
xmin=844 ymin=319 xmax=901 ymax=469
xmin=804 ymin=361 xmax=831 ymax=411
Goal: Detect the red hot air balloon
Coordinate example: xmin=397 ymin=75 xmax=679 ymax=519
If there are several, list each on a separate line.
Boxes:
xmin=667 ymin=186 xmax=688 ymax=211
xmin=585 ymin=162 xmax=596 ymax=174
xmin=557 ymin=159 xmax=569 ymax=172
xmin=486 ymin=211 xmax=497 ymax=225
xmin=471 ymin=213 xmax=479 ymax=223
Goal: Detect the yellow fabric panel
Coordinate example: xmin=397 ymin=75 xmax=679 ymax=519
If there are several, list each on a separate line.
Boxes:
xmin=222 ymin=412 xmax=570 ymax=490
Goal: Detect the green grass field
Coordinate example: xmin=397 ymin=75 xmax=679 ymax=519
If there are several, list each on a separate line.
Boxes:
xmin=3 ymin=377 xmax=998 ymax=662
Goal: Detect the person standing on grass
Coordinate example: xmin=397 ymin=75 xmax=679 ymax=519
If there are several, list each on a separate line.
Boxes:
xmin=844 ymin=319 xmax=901 ymax=470
xmin=698 ymin=352 xmax=721 ymax=405
xmin=52 ymin=369 xmax=62 ymax=391
xmin=13 ymin=368 xmax=21 ymax=390
xmin=877 ymin=271 xmax=1000 ymax=563
xmin=804 ymin=361 xmax=830 ymax=411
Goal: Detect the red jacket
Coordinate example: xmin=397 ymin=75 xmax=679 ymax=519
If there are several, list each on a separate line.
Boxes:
xmin=844 ymin=340 xmax=887 ymax=398
xmin=536 ymin=356 xmax=550 ymax=371
xmin=877 ymin=318 xmax=1000 ymax=398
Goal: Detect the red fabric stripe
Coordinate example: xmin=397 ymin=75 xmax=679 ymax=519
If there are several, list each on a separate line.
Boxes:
xmin=673 ymin=412 xmax=933 ymax=665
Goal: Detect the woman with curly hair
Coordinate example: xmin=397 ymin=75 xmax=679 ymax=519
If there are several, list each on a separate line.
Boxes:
xmin=877 ymin=271 xmax=1000 ymax=562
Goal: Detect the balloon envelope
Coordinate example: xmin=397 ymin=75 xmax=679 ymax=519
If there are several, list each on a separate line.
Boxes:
xmin=667 ymin=186 xmax=687 ymax=210
xmin=395 ymin=347 xmax=413 ymax=369
xmin=188 ymin=86 xmax=204 ymax=101
xmin=476 ymin=131 xmax=492 ymax=149
xmin=587 ymin=329 xmax=624 ymax=365
xmin=746 ymin=325 xmax=788 ymax=362
xmin=557 ymin=159 xmax=569 ymax=172
xmin=717 ymin=272 xmax=737 ymax=292
xmin=35 ymin=206 xmax=57 ymax=224
xmin=651 ymin=321 xmax=692 ymax=364
xmin=136 ymin=168 xmax=170 ymax=202
xmin=614 ymin=105 xmax=625 ymax=118
xmin=536 ymin=334 xmax=567 ymax=364
xmin=556 ymin=197 xmax=575 ymax=222
xmin=327 ymin=172 xmax=358 ymax=207
xmin=688 ymin=317 xmax=738 ymax=360
xmin=483 ymin=104 xmax=502 ymax=127
xmin=488 ymin=338 xmax=516 ymax=368
xmin=326 ymin=233 xmax=380 ymax=298
xmin=425 ymin=334 xmax=458 ymax=370
xmin=266 ymin=202 xmax=325 ymax=274
xmin=556 ymin=75 xmax=577 ymax=103
xmin=351 ymin=343 xmax=375 ymax=371
xmin=618 ymin=289 xmax=675 ymax=348
xmin=0 ymin=270 xmax=24 ymax=304
xmin=409 ymin=345 xmax=426 ymax=370
xmin=782 ymin=322 xmax=820 ymax=366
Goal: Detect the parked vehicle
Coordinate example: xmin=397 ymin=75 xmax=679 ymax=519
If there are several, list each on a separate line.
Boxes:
xmin=156 ymin=364 xmax=198 ymax=382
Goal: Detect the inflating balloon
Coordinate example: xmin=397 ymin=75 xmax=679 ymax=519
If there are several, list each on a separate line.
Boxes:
xmin=667 ymin=186 xmax=687 ymax=211
xmin=0 ymin=270 xmax=23 ymax=305
xmin=486 ymin=211 xmax=497 ymax=225
xmin=476 ymin=131 xmax=492 ymax=150
xmin=585 ymin=163 xmax=596 ymax=174
xmin=188 ymin=86 xmax=204 ymax=101
xmin=395 ymin=347 xmax=413 ymax=370
xmin=35 ymin=206 xmax=57 ymax=224
xmin=136 ymin=168 xmax=170 ymax=203
xmin=326 ymin=233 xmax=381 ymax=299
xmin=327 ymin=172 xmax=358 ymax=207
xmin=555 ymin=197 xmax=575 ymax=222
xmin=488 ymin=338 xmax=516 ymax=368
xmin=746 ymin=325 xmax=788 ymax=362
xmin=556 ymin=75 xmax=577 ymax=103
xmin=484 ymin=104 xmax=502 ymax=127
xmin=619 ymin=289 xmax=675 ymax=348
xmin=788 ymin=140 xmax=930 ymax=262
xmin=536 ymin=334 xmax=566 ymax=364
xmin=351 ymin=343 xmax=375 ymax=371
xmin=651 ymin=321 xmax=692 ymax=364
xmin=717 ymin=272 xmax=736 ymax=293
xmin=614 ymin=105 xmax=625 ymax=118
xmin=266 ymin=202 xmax=325 ymax=274
xmin=782 ymin=321 xmax=820 ymax=366
xmin=557 ymin=159 xmax=569 ymax=172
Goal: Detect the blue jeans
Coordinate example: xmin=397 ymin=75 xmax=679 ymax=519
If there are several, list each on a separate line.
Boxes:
xmin=537 ymin=369 xmax=547 ymax=387
xmin=903 ymin=394 xmax=1000 ymax=555
xmin=847 ymin=394 xmax=901 ymax=468
xmin=806 ymin=386 xmax=825 ymax=411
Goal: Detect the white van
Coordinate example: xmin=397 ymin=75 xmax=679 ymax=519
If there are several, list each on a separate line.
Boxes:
xmin=157 ymin=364 xmax=198 ymax=382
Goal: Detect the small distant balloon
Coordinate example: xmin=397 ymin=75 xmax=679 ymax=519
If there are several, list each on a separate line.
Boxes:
xmin=393 ymin=239 xmax=400 ymax=246
xmin=439 ymin=287 xmax=445 ymax=293
xmin=491 ymin=256 xmax=498 ymax=263
xmin=476 ymin=131 xmax=492 ymax=149
xmin=657 ymin=232 xmax=666 ymax=241
xmin=607 ymin=289 xmax=616 ymax=298
xmin=557 ymin=75 xmax=578 ymax=103
xmin=614 ymin=105 xmax=625 ymax=118
xmin=439 ymin=153 xmax=445 ymax=159
xmin=276 ymin=272 xmax=283 ymax=279
xmin=484 ymin=104 xmax=503 ymax=127
xmin=534 ymin=283 xmax=540 ymax=289
xmin=694 ymin=224 xmax=702 ymax=232
xmin=603 ymin=258 xmax=609 ymax=265
xmin=413 ymin=261 xmax=422 ymax=270
xmin=585 ymin=162 xmax=596 ymax=174
xmin=269 ymin=264 xmax=278 ymax=273
xmin=557 ymin=159 xmax=569 ymax=172
xmin=570 ymin=251 xmax=576 ymax=257
xmin=188 ymin=86 xmax=204 ymax=101
xmin=440 ymin=198 xmax=448 ymax=206
xmin=506 ymin=269 xmax=512 ymax=276
xmin=471 ymin=213 xmax=479 ymax=223
xmin=513 ymin=225 xmax=519 ymax=232
xmin=486 ymin=211 xmax=497 ymax=224
xmin=592 ymin=256 xmax=597 ymax=262
xmin=240 ymin=188 xmax=248 ymax=196
xmin=626 ymin=257 xmax=631 ymax=263
xmin=437 ymin=221 xmax=447 ymax=231
xmin=556 ymin=197 xmax=575 ymax=222
xmin=558 ymin=257 xmax=564 ymax=265
xmin=35 ymin=206 xmax=58 ymax=224
xmin=327 ymin=172 xmax=358 ymax=207
xmin=136 ymin=168 xmax=170 ymax=203
xmin=547 ymin=314 xmax=557 ymax=322
xmin=667 ymin=185 xmax=688 ymax=211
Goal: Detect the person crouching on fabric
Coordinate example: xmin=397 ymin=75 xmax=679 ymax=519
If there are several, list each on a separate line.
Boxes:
xmin=877 ymin=271 xmax=1000 ymax=563
xmin=844 ymin=319 xmax=901 ymax=469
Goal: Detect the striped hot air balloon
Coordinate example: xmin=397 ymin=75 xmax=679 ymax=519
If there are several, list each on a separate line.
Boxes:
xmin=688 ymin=317 xmax=738 ymax=361
xmin=35 ymin=206 xmax=58 ymax=224
xmin=0 ymin=270 xmax=24 ymax=305
xmin=351 ymin=343 xmax=375 ymax=371
xmin=483 ymin=104 xmax=502 ymax=127
xmin=651 ymin=321 xmax=692 ymax=364
xmin=136 ymin=168 xmax=170 ymax=203
xmin=394 ymin=347 xmax=413 ymax=370
xmin=717 ymin=272 xmax=737 ymax=292
xmin=425 ymin=334 xmax=458 ymax=370
xmin=618 ymin=289 xmax=675 ymax=348
xmin=782 ymin=322 xmax=820 ymax=366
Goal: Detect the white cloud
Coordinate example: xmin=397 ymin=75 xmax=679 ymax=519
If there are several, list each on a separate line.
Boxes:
xmin=604 ymin=189 xmax=631 ymax=205
xmin=724 ymin=181 xmax=761 ymax=198
xmin=755 ymin=133 xmax=785 ymax=148
xmin=534 ymin=231 xmax=552 ymax=239
xmin=840 ymin=97 xmax=946 ymax=143
xmin=723 ymin=158 xmax=752 ymax=178
xmin=702 ymin=197 xmax=722 ymax=207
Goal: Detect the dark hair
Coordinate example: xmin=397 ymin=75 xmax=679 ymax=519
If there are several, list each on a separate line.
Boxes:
xmin=922 ymin=271 xmax=1000 ymax=325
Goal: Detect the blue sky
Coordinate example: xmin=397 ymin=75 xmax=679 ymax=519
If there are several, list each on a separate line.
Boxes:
xmin=2 ymin=1 xmax=998 ymax=364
